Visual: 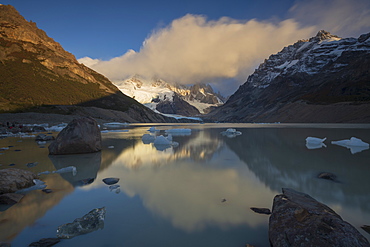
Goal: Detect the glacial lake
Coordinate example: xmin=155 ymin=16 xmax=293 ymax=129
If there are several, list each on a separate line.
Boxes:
xmin=1 ymin=123 xmax=370 ymax=247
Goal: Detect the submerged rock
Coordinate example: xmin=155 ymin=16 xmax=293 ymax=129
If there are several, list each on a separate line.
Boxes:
xmin=28 ymin=237 xmax=60 ymax=247
xmin=35 ymin=134 xmax=55 ymax=141
xmin=250 ymin=207 xmax=271 ymax=215
xmin=48 ymin=117 xmax=102 ymax=155
xmin=0 ymin=193 xmax=24 ymax=205
xmin=318 ymin=172 xmax=338 ymax=182
xmin=57 ymin=207 xmax=106 ymax=239
xmin=0 ymin=168 xmax=38 ymax=194
xmin=269 ymin=188 xmax=370 ymax=247
xmin=102 ymin=178 xmax=119 ymax=185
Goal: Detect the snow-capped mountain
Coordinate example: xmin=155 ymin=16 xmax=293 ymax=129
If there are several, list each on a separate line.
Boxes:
xmin=207 ymin=30 xmax=370 ymax=123
xmin=113 ymin=76 xmax=224 ymax=116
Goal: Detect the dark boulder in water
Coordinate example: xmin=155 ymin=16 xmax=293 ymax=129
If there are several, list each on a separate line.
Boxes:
xmin=269 ymin=188 xmax=370 ymax=247
xmin=48 ymin=117 xmax=102 ymax=155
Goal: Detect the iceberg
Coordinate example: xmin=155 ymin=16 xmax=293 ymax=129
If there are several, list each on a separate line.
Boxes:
xmin=38 ymin=166 xmax=77 ymax=176
xmin=57 ymin=207 xmax=106 ymax=239
xmin=142 ymin=134 xmax=156 ymax=144
xmin=153 ymin=135 xmax=172 ymax=145
xmin=148 ymin=127 xmax=160 ymax=132
xmin=306 ymin=137 xmax=327 ymax=144
xmin=16 ymin=179 xmax=47 ymax=194
xmin=331 ymin=137 xmax=369 ymax=154
xmin=165 ymin=128 xmax=191 ymax=136
xmin=221 ymin=128 xmax=242 ymax=138
xmin=305 ymin=137 xmax=327 ymax=149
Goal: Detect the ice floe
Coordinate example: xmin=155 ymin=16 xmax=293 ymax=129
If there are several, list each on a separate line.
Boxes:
xmin=101 ymin=129 xmax=129 ymax=133
xmin=38 ymin=166 xmax=77 ymax=176
xmin=305 ymin=137 xmax=327 ymax=149
xmin=331 ymin=137 xmax=369 ymax=154
xmin=142 ymin=134 xmax=156 ymax=144
xmin=16 ymin=179 xmax=47 ymax=194
xmin=148 ymin=127 xmax=160 ymax=132
xmin=220 ymin=128 xmax=242 ymax=138
xmin=164 ymin=128 xmax=191 ymax=136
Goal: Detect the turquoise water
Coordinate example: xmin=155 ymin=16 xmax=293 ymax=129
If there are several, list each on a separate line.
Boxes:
xmin=1 ymin=123 xmax=370 ymax=246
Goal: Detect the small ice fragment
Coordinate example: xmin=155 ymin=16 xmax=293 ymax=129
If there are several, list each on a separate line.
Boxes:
xmin=33 ymin=179 xmax=45 ymax=186
xmin=166 ymin=134 xmax=173 ymax=142
xmin=16 ymin=179 xmax=47 ymax=194
xmin=53 ymin=166 xmax=77 ymax=176
xmin=142 ymin=134 xmax=156 ymax=144
xmin=148 ymin=127 xmax=159 ymax=132
xmin=153 ymin=135 xmax=172 ymax=145
xmin=306 ymin=137 xmax=327 ymax=145
xmin=221 ymin=128 xmax=242 ymax=138
xmin=331 ymin=137 xmax=369 ymax=154
xmin=108 ymin=146 xmax=114 ymax=149
xmin=165 ymin=128 xmax=191 ymax=134
xmin=56 ymin=207 xmax=106 ymax=239
xmin=38 ymin=171 xmax=51 ymax=175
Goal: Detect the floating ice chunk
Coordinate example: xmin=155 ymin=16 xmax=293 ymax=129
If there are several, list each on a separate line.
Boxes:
xmin=101 ymin=129 xmax=129 ymax=133
xmin=46 ymin=123 xmax=67 ymax=132
xmin=148 ymin=127 xmax=160 ymax=132
xmin=109 ymin=185 xmax=120 ymax=193
xmin=107 ymin=146 xmax=114 ymax=149
xmin=166 ymin=134 xmax=173 ymax=142
xmin=165 ymin=128 xmax=191 ymax=136
xmin=221 ymin=128 xmax=242 ymax=138
xmin=36 ymin=167 xmax=77 ymax=176
xmin=306 ymin=142 xmax=327 ymax=150
xmin=306 ymin=137 xmax=327 ymax=145
xmin=331 ymin=137 xmax=369 ymax=154
xmin=53 ymin=166 xmax=77 ymax=176
xmin=26 ymin=162 xmax=39 ymax=168
xmin=103 ymin=122 xmax=129 ymax=127
xmin=153 ymin=135 xmax=172 ymax=145
xmin=16 ymin=179 xmax=47 ymax=194
xmin=142 ymin=134 xmax=156 ymax=144
xmin=57 ymin=207 xmax=106 ymax=239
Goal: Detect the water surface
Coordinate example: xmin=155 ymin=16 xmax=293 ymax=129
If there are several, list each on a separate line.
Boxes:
xmin=1 ymin=123 xmax=370 ymax=246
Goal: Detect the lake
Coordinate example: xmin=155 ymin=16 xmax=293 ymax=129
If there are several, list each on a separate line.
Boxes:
xmin=1 ymin=123 xmax=370 ymax=247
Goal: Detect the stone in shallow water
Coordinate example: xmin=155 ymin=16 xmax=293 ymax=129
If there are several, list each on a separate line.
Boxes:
xmin=29 ymin=238 xmax=60 ymax=247
xmin=102 ymin=178 xmax=119 ymax=185
xmin=57 ymin=207 xmax=106 ymax=239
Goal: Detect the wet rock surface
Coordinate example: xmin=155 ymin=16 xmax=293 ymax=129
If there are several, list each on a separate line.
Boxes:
xmin=269 ymin=188 xmax=370 ymax=247
xmin=28 ymin=238 xmax=61 ymax=247
xmin=57 ymin=207 xmax=106 ymax=239
xmin=102 ymin=178 xmax=119 ymax=185
xmin=250 ymin=207 xmax=271 ymax=215
xmin=0 ymin=168 xmax=38 ymax=194
xmin=0 ymin=193 xmax=24 ymax=205
xmin=48 ymin=117 xmax=102 ymax=155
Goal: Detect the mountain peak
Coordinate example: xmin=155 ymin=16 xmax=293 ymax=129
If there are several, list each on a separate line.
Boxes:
xmin=309 ymin=30 xmax=341 ymax=42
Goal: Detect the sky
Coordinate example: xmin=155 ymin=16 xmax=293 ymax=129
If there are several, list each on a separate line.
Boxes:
xmin=2 ymin=0 xmax=370 ymax=96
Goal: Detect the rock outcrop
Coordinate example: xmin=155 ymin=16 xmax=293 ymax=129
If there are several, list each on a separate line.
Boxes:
xmin=0 ymin=168 xmax=38 ymax=194
xmin=269 ymin=188 xmax=370 ymax=247
xmin=48 ymin=117 xmax=102 ymax=155
xmin=207 ymin=30 xmax=370 ymax=123
xmin=0 ymin=5 xmax=178 ymax=123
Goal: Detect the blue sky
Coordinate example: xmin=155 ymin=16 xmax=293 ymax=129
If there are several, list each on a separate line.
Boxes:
xmin=2 ymin=0 xmax=370 ymax=95
xmin=3 ymin=0 xmax=296 ymax=59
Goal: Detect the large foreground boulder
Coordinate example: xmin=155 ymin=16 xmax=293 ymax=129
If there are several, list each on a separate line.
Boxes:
xmin=269 ymin=188 xmax=370 ymax=247
xmin=48 ymin=117 xmax=102 ymax=155
xmin=0 ymin=168 xmax=38 ymax=194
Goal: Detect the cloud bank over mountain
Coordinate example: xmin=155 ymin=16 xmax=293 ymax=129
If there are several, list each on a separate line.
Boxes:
xmin=78 ymin=0 xmax=370 ymax=96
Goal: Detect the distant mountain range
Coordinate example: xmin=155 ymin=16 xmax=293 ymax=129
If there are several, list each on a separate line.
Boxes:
xmin=114 ymin=76 xmax=225 ymax=117
xmin=206 ymin=30 xmax=370 ymax=123
xmin=0 ymin=5 xmax=180 ymax=123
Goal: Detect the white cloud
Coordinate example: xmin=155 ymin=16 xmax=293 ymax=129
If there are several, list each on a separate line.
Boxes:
xmin=78 ymin=0 xmax=370 ymax=96
xmin=290 ymin=0 xmax=370 ymax=38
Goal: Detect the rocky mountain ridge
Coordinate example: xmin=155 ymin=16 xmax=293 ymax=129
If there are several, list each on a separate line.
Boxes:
xmin=0 ymin=5 xmax=179 ymax=123
xmin=207 ymin=30 xmax=370 ymax=123
xmin=115 ymin=76 xmax=225 ymax=116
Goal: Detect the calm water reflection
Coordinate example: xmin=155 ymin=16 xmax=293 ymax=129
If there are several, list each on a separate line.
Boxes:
xmin=1 ymin=123 xmax=370 ymax=247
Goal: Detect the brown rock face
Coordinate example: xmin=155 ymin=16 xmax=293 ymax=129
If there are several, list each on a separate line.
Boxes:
xmin=269 ymin=188 xmax=370 ymax=247
xmin=0 ymin=168 xmax=38 ymax=194
xmin=48 ymin=117 xmax=102 ymax=155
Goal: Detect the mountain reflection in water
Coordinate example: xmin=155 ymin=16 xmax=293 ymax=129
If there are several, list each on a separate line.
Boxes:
xmin=1 ymin=124 xmax=369 ymax=246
